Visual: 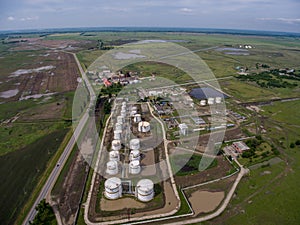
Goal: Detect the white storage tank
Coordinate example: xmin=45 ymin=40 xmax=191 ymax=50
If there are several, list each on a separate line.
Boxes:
xmin=130 ymin=150 xmax=140 ymax=161
xmin=117 ymin=116 xmax=124 ymax=124
xmin=130 ymin=138 xmax=140 ymax=150
xmin=109 ymin=150 xmax=120 ymax=161
xmin=105 ymin=177 xmax=122 ymax=199
xmin=136 ymin=179 xmax=154 ymax=202
xmin=200 ymin=100 xmax=206 ymax=106
xmin=215 ymin=97 xmax=222 ymax=104
xmin=114 ymin=130 xmax=122 ymax=140
xmin=207 ymin=97 xmax=215 ymax=105
xmin=133 ymin=114 xmax=142 ymax=123
xmin=121 ymin=109 xmax=126 ymax=117
xmin=130 ymin=110 xmax=137 ymax=116
xmin=106 ymin=161 xmax=118 ymax=175
xmin=111 ymin=140 xmax=121 ymax=151
xmin=138 ymin=121 xmax=150 ymax=133
xmin=115 ymin=123 xmax=122 ymax=131
xmin=129 ymin=160 xmax=141 ymax=174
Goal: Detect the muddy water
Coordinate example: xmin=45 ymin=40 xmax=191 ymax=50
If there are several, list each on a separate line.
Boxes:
xmin=189 ymin=190 xmax=224 ymax=214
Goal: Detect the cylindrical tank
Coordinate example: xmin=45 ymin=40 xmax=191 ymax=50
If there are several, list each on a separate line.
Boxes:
xmin=130 ymin=139 xmax=140 ymax=150
xmin=129 ymin=160 xmax=141 ymax=174
xmin=130 ymin=150 xmax=140 ymax=161
xmin=133 ymin=114 xmax=142 ymax=123
xmin=112 ymin=139 xmax=121 ymax=151
xmin=109 ymin=150 xmax=120 ymax=161
xmin=207 ymin=97 xmax=214 ymax=105
xmin=114 ymin=130 xmax=122 ymax=140
xmin=117 ymin=116 xmax=124 ymax=124
xmin=215 ymin=97 xmax=222 ymax=104
xmin=200 ymin=100 xmax=206 ymax=106
xmin=106 ymin=161 xmax=118 ymax=175
xmin=130 ymin=110 xmax=137 ymax=116
xmin=138 ymin=121 xmax=150 ymax=133
xmin=115 ymin=123 xmax=122 ymax=131
xmin=121 ymin=109 xmax=126 ymax=117
xmin=105 ymin=177 xmax=122 ymax=199
xmin=136 ymin=179 xmax=154 ymax=202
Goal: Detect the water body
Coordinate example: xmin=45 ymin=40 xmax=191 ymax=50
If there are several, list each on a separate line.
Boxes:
xmin=189 ymin=87 xmax=228 ymax=100
xmin=0 ymin=89 xmax=19 ymax=98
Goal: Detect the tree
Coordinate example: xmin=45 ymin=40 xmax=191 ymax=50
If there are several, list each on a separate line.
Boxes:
xmin=295 ymin=140 xmax=300 ymax=146
xmin=290 ymin=143 xmax=295 ymax=149
xmin=30 ymin=199 xmax=56 ymax=225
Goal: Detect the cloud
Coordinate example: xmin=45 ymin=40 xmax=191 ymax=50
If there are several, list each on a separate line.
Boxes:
xmin=20 ymin=16 xmax=39 ymax=21
xmin=259 ymin=17 xmax=300 ymax=24
xmin=101 ymin=7 xmax=129 ymax=13
xmin=7 ymin=16 xmax=15 ymax=21
xmin=179 ymin=7 xmax=194 ymax=15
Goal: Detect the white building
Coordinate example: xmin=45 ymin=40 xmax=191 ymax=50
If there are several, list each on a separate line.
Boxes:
xmin=104 ymin=177 xmax=122 ymax=199
xmin=136 ymin=179 xmax=154 ymax=202
xmin=178 ymin=123 xmax=188 ymax=136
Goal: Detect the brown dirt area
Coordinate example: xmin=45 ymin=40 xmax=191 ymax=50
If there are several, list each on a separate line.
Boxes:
xmin=189 ymin=191 xmax=224 ymax=214
xmin=51 ymin=149 xmax=89 ymax=225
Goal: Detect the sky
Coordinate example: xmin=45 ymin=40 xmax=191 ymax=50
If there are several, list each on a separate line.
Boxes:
xmin=0 ymin=0 xmax=300 ymax=32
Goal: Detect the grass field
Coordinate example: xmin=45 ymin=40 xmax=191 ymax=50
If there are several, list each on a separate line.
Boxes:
xmin=0 ymin=129 xmax=68 ymax=225
xmin=219 ymin=100 xmax=300 ymax=225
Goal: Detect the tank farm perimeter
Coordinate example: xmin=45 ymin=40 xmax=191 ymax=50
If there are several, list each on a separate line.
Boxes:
xmin=87 ymin=98 xmax=179 ymax=222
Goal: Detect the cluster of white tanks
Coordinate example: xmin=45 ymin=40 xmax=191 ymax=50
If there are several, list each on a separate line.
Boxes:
xmin=200 ymin=97 xmax=223 ymax=106
xmin=103 ymin=103 xmax=155 ymax=202
xmin=129 ymin=138 xmax=141 ymax=175
xmin=135 ymin=179 xmax=154 ymax=202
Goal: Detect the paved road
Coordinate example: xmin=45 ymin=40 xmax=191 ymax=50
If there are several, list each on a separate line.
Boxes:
xmin=23 ymin=52 xmax=95 ymax=225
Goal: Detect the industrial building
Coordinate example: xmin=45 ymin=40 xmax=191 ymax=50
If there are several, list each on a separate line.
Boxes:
xmin=232 ymin=141 xmax=250 ymax=153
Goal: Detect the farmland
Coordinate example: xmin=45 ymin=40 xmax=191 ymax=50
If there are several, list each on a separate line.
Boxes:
xmin=0 ymin=30 xmax=300 ymax=225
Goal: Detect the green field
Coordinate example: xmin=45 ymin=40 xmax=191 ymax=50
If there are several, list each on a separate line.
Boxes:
xmin=220 ymin=100 xmax=300 ymax=225
xmin=0 ymin=129 xmax=68 ymax=225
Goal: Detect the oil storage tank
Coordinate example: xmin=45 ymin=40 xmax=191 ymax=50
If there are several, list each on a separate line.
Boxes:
xmin=130 ymin=150 xmax=140 ymax=161
xmin=106 ymin=161 xmax=118 ymax=175
xmin=136 ymin=179 xmax=154 ymax=202
xmin=112 ymin=139 xmax=121 ymax=151
xmin=138 ymin=121 xmax=150 ymax=133
xmin=109 ymin=150 xmax=120 ymax=161
xmin=130 ymin=138 xmax=140 ymax=150
xmin=104 ymin=177 xmax=122 ymax=199
xmin=133 ymin=114 xmax=142 ymax=123
xmin=129 ymin=160 xmax=141 ymax=174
